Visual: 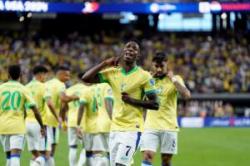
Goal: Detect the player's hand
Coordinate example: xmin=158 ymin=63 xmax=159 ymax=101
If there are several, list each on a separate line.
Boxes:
xmin=103 ymin=56 xmax=121 ymax=67
xmin=40 ymin=127 xmax=46 ymax=137
xmin=62 ymin=121 xmax=67 ymax=132
xmin=121 ymin=92 xmax=133 ymax=104
xmin=167 ymin=70 xmax=174 ymax=80
xmin=76 ymin=126 xmax=83 ymax=139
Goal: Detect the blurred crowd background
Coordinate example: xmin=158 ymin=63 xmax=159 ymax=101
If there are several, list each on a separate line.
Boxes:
xmin=0 ymin=31 xmax=249 ymax=94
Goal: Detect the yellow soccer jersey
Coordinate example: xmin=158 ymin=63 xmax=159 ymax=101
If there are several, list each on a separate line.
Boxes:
xmin=66 ymin=83 xmax=88 ymax=127
xmin=44 ymin=78 xmax=66 ymax=127
xmin=0 ymin=81 xmax=36 ymax=134
xmin=25 ymin=79 xmax=46 ymax=122
xmin=98 ymin=66 xmax=156 ymax=132
xmin=79 ymin=83 xmax=113 ymax=133
xmin=144 ymin=75 xmax=185 ymax=131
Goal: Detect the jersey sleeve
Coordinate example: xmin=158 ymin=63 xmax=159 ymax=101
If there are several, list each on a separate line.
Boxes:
xmin=43 ymin=83 xmax=51 ymax=100
xmin=98 ymin=67 xmax=116 ymax=83
xmin=79 ymin=89 xmax=90 ymax=104
xmin=142 ymin=73 xmax=157 ymax=95
xmin=23 ymin=87 xmax=36 ymax=108
xmin=175 ymin=75 xmax=186 ymax=87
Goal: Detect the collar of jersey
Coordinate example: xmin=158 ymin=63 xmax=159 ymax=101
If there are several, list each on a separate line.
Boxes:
xmin=120 ymin=65 xmax=138 ymax=76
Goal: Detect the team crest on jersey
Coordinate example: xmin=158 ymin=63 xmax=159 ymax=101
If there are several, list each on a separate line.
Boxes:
xmin=149 ymin=79 xmax=155 ymax=86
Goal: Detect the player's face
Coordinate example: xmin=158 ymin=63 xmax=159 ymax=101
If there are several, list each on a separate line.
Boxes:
xmin=123 ymin=42 xmax=140 ymax=64
xmin=58 ymin=70 xmax=70 ymax=83
xmin=152 ymin=61 xmax=167 ymax=77
xmin=40 ymin=73 xmax=47 ymax=83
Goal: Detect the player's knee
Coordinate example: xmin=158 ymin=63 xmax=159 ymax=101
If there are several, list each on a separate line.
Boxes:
xmin=143 ymin=151 xmax=154 ymax=162
xmin=31 ymin=150 xmax=40 ymax=158
xmin=162 ymin=154 xmax=173 ymax=166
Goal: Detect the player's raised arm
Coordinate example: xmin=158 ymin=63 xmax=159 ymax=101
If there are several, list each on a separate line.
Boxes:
xmin=122 ymin=92 xmax=159 ymax=110
xmin=167 ymin=71 xmax=191 ymax=99
xmin=82 ymin=57 xmax=120 ymax=83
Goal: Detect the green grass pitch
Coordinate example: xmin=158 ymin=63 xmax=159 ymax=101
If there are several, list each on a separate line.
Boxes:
xmin=0 ymin=128 xmax=249 ymax=166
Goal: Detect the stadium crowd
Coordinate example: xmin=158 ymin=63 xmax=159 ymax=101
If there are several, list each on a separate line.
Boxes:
xmin=0 ymin=32 xmax=249 ymax=94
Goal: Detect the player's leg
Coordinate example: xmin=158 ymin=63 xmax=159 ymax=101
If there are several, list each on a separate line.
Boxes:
xmin=68 ymin=127 xmax=78 ymax=166
xmin=91 ymin=133 xmax=110 ymax=166
xmin=49 ymin=127 xmax=59 ymax=166
xmin=114 ymin=131 xmax=141 ymax=166
xmin=109 ymin=132 xmax=120 ymax=166
xmin=9 ymin=134 xmax=25 ymax=166
xmin=140 ymin=131 xmax=159 ymax=166
xmin=26 ymin=122 xmax=42 ymax=166
xmin=0 ymin=135 xmax=11 ymax=166
xmin=160 ymin=131 xmax=178 ymax=166
xmin=84 ymin=133 xmax=96 ymax=166
xmin=45 ymin=126 xmax=54 ymax=166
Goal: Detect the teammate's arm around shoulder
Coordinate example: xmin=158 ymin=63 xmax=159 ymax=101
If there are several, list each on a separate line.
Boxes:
xmin=82 ymin=57 xmax=120 ymax=83
xmin=168 ymin=71 xmax=191 ymax=99
xmin=60 ymin=92 xmax=79 ymax=103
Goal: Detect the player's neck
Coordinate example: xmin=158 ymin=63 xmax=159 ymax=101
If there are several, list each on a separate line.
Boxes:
xmin=122 ymin=62 xmax=137 ymax=73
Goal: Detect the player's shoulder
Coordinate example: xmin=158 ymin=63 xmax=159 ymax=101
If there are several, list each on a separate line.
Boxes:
xmin=137 ymin=67 xmax=153 ymax=78
xmin=97 ymin=82 xmax=111 ymax=89
xmin=101 ymin=66 xmax=120 ymax=73
xmin=174 ymin=75 xmax=184 ymax=82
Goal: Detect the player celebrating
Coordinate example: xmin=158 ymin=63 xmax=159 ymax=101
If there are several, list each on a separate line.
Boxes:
xmin=61 ymin=73 xmax=88 ymax=166
xmin=77 ymin=82 xmax=113 ymax=166
xmin=140 ymin=52 xmax=191 ymax=166
xmin=0 ymin=65 xmax=45 ymax=166
xmin=44 ymin=66 xmax=78 ymax=166
xmin=82 ymin=41 xmax=159 ymax=166
xmin=25 ymin=65 xmax=48 ymax=166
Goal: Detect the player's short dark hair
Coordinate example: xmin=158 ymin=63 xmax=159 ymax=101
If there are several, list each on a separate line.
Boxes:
xmin=56 ymin=65 xmax=70 ymax=72
xmin=33 ymin=65 xmax=48 ymax=75
xmin=8 ymin=65 xmax=21 ymax=80
xmin=153 ymin=52 xmax=167 ymax=63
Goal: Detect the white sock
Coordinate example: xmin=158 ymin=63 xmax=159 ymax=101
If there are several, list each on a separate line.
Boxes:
xmin=10 ymin=155 xmax=20 ymax=166
xmin=69 ymin=147 xmax=78 ymax=166
xmin=95 ymin=155 xmax=109 ymax=166
xmin=35 ymin=156 xmax=46 ymax=166
xmin=77 ymin=149 xmax=86 ymax=166
xmin=47 ymin=157 xmax=55 ymax=166
xmin=6 ymin=159 xmax=10 ymax=166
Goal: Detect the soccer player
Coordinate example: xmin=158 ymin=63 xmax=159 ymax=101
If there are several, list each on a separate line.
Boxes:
xmin=44 ymin=66 xmax=78 ymax=166
xmin=0 ymin=65 xmax=45 ymax=166
xmin=77 ymin=82 xmax=113 ymax=166
xmin=82 ymin=41 xmax=159 ymax=166
xmin=61 ymin=73 xmax=88 ymax=166
xmin=140 ymin=52 xmax=191 ymax=166
xmin=25 ymin=65 xmax=48 ymax=166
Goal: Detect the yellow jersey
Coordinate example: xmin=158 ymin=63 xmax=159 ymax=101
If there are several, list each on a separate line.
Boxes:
xmin=25 ymin=79 xmax=46 ymax=123
xmin=66 ymin=83 xmax=88 ymax=127
xmin=144 ymin=75 xmax=185 ymax=131
xmin=98 ymin=66 xmax=156 ymax=132
xmin=0 ymin=81 xmax=36 ymax=134
xmin=44 ymin=78 xmax=66 ymax=127
xmin=79 ymin=83 xmax=113 ymax=133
